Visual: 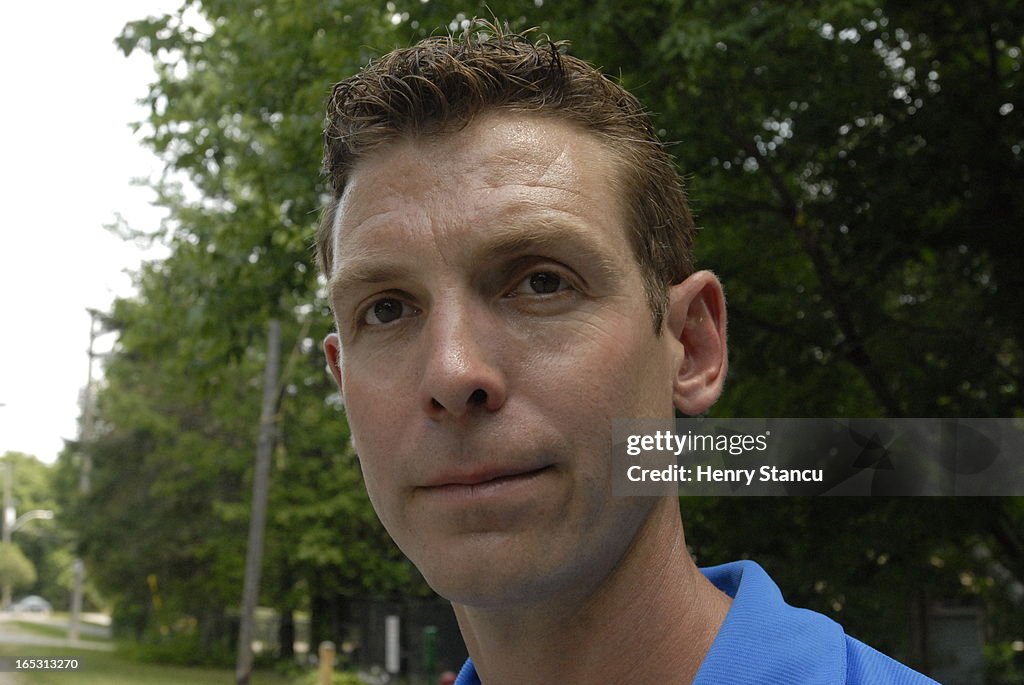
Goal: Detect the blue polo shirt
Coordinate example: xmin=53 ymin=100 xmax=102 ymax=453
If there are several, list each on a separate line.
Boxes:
xmin=454 ymin=560 xmax=937 ymax=684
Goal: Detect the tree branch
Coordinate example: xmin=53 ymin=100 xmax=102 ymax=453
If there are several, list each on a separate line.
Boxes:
xmin=719 ymin=117 xmax=904 ymax=416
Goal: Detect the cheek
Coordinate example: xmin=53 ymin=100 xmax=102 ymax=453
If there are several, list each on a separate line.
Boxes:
xmin=342 ymin=354 xmax=413 ymax=447
xmin=519 ymin=318 xmax=670 ymax=418
xmin=341 ymin=372 xmax=411 ymax=517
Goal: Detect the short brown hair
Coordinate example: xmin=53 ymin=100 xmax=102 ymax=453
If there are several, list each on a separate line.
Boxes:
xmin=317 ymin=21 xmax=695 ymax=330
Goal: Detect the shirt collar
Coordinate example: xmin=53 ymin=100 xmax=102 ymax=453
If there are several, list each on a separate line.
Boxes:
xmin=695 ymin=559 xmax=847 ymax=683
xmin=454 ymin=655 xmax=481 ymax=685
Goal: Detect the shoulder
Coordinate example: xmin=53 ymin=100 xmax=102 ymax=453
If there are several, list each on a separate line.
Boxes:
xmin=845 ymin=637 xmax=939 ymax=684
xmin=696 ymin=560 xmax=938 ymax=684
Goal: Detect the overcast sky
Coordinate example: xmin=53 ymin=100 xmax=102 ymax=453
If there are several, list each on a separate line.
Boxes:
xmin=1 ymin=1 xmax=185 ymax=464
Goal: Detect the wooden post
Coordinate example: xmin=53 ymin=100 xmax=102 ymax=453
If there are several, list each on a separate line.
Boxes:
xmin=318 ymin=640 xmax=336 ymax=685
xmin=235 ymin=318 xmax=281 ymax=685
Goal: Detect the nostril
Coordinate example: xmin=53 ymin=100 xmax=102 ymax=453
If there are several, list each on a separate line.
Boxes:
xmin=431 ymin=398 xmax=444 ymax=410
xmin=468 ymin=388 xmax=487 ymax=405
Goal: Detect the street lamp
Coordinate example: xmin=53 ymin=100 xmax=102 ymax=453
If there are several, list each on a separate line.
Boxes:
xmin=3 ymin=508 xmax=55 ymax=545
xmin=11 ymin=510 xmax=54 ymax=537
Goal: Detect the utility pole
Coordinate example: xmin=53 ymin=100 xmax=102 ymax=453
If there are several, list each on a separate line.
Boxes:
xmin=235 ymin=318 xmax=281 ymax=685
xmin=79 ymin=309 xmax=101 ymax=493
xmin=69 ymin=308 xmax=101 ymax=642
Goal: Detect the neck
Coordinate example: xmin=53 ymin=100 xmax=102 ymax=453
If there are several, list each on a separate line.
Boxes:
xmin=452 ymin=499 xmax=731 ymax=684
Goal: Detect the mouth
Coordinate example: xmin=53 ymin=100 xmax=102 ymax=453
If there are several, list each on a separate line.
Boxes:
xmin=417 ymin=464 xmax=556 ymax=501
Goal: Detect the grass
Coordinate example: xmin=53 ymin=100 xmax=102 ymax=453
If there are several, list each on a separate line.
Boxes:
xmin=0 ymin=646 xmax=291 ymax=685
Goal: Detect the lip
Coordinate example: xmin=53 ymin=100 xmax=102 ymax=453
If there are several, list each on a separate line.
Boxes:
xmin=422 ymin=463 xmax=552 ymax=488
xmin=416 ymin=464 xmax=555 ymax=501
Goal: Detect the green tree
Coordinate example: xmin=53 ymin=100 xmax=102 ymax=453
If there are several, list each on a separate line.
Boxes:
xmin=0 ymin=452 xmax=67 ymax=607
xmin=0 ymin=543 xmax=37 ymax=595
xmin=54 ymin=0 xmax=434 ymax=663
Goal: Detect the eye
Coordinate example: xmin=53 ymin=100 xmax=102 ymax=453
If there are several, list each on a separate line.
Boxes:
xmin=511 ymin=270 xmax=572 ymax=296
xmin=362 ymin=297 xmax=416 ymax=325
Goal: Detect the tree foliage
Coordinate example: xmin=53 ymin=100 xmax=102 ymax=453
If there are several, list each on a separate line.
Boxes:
xmin=0 ymin=452 xmax=76 ymax=607
xmin=0 ymin=543 xmax=37 ymax=593
xmin=59 ymin=2 xmax=429 ymax=661
xmin=60 ymin=0 xmax=1024 ymax=669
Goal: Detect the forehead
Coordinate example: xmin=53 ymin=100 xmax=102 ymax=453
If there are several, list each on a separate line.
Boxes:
xmin=328 ymin=111 xmax=629 ymax=275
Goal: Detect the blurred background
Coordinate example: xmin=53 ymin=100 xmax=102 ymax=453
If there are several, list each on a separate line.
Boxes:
xmin=0 ymin=1 xmax=1021 ymax=683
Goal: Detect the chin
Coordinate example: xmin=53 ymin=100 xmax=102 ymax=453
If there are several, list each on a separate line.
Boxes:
xmin=410 ymin=536 xmax=570 ymax=609
xmin=426 ymin=566 xmax=562 ymax=609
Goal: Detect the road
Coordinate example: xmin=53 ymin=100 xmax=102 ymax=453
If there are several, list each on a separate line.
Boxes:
xmin=0 ymin=613 xmax=111 ymax=642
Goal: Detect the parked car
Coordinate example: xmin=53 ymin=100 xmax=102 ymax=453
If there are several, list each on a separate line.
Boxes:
xmin=9 ymin=595 xmax=52 ymax=613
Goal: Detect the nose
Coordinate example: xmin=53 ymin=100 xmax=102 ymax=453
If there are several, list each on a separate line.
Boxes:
xmin=420 ymin=299 xmax=507 ymax=420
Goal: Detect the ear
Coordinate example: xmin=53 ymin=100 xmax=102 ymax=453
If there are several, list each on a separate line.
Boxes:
xmin=665 ymin=271 xmax=728 ymax=415
xmin=323 ymin=332 xmax=345 ymax=401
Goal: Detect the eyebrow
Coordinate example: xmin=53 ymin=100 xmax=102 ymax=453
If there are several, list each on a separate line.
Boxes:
xmin=327 ymin=210 xmax=627 ymax=306
xmin=327 ymin=255 xmax=409 ymax=308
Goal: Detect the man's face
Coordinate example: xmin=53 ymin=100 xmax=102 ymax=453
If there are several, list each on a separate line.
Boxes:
xmin=324 ymin=111 xmax=680 ymax=607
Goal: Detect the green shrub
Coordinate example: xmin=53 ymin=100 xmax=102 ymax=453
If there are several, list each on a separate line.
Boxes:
xmin=290 ymin=670 xmax=366 ymax=685
xmin=116 ymin=632 xmax=234 ymax=669
xmin=985 ymin=641 xmax=1024 ymax=684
